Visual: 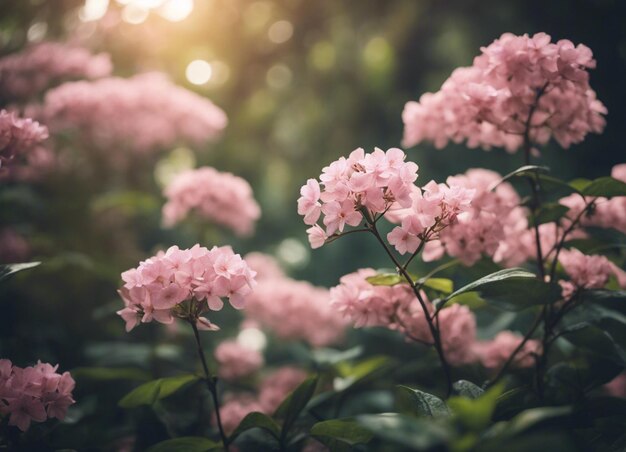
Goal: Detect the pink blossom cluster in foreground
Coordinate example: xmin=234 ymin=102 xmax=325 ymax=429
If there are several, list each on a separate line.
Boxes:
xmin=162 ymin=167 xmax=261 ymax=237
xmin=330 ymin=269 xmax=540 ymax=369
xmin=40 ymin=73 xmax=227 ymax=166
xmin=0 ymin=42 xmax=112 ymax=101
xmin=117 ymin=245 xmax=256 ymax=332
xmin=403 ymin=33 xmax=606 ymax=152
xmin=0 ymin=360 xmax=75 ymax=431
xmin=214 ymin=340 xmax=264 ymax=381
xmin=244 ymin=253 xmax=347 ymax=347
xmin=0 ymin=109 xmax=48 ymax=171
xmin=218 ymin=367 xmax=307 ymax=434
xmin=298 ymin=147 xmax=475 ymax=252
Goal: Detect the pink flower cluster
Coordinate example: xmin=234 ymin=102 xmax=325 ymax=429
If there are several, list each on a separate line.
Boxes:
xmin=162 ymin=167 xmax=261 ymax=237
xmin=0 ymin=359 xmax=75 ymax=432
xmin=473 ymin=331 xmax=541 ymax=370
xmin=385 ymin=180 xmax=474 ymax=255
xmin=244 ymin=253 xmax=347 ymax=347
xmin=414 ymin=169 xmax=527 ymax=265
xmin=0 ymin=109 xmax=48 ymax=171
xmin=216 ymin=367 xmax=307 ymax=434
xmin=298 ymin=147 xmax=419 ymax=248
xmin=403 ymin=33 xmax=606 ymax=152
xmin=117 ymin=245 xmax=256 ymax=332
xmin=40 ymin=72 xmax=227 ymax=166
xmin=214 ymin=340 xmax=264 ymax=381
xmin=0 ymin=42 xmax=112 ymax=101
xmin=330 ymin=269 xmax=477 ymax=365
xmin=558 ymin=248 xmax=615 ymax=296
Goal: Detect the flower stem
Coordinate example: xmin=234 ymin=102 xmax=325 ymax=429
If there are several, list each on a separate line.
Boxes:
xmin=189 ymin=321 xmax=230 ymax=451
xmin=367 ymin=222 xmax=453 ymax=396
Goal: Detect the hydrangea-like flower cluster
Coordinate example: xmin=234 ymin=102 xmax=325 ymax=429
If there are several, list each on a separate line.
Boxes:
xmin=414 ymin=169 xmax=527 ymax=265
xmin=216 ymin=367 xmax=307 ymax=434
xmin=473 ymin=331 xmax=541 ymax=370
xmin=0 ymin=360 xmax=75 ymax=432
xmin=330 ymin=269 xmax=477 ymax=365
xmin=0 ymin=109 xmax=48 ymax=171
xmin=403 ymin=33 xmax=606 ymax=152
xmin=385 ymin=180 xmax=475 ymax=255
xmin=298 ymin=147 xmax=419 ymax=247
xmin=0 ymin=42 xmax=112 ymax=101
xmin=558 ymin=248 xmax=615 ymax=292
xmin=214 ymin=340 xmax=264 ymax=381
xmin=117 ymin=245 xmax=256 ymax=332
xmin=244 ymin=253 xmax=347 ymax=347
xmin=40 ymin=73 xmax=227 ymax=166
xmin=162 ymin=167 xmax=261 ymax=237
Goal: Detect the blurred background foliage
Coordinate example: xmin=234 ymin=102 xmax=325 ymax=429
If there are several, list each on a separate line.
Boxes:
xmin=0 ymin=0 xmax=625 ymax=448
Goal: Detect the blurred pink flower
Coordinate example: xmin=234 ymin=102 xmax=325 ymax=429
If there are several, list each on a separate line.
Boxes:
xmin=214 ymin=340 xmax=264 ymax=381
xmin=473 ymin=331 xmax=541 ymax=370
xmin=162 ymin=166 xmax=260 ymax=237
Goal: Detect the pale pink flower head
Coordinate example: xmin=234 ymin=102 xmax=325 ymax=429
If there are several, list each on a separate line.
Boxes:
xmin=403 ymin=33 xmax=605 ymax=152
xmin=243 ymin=252 xmax=285 ymax=281
xmin=436 ymin=305 xmax=478 ymax=365
xmin=214 ymin=340 xmax=264 ymax=381
xmin=215 ymin=394 xmax=265 ymax=435
xmin=298 ymin=147 xmax=419 ymax=246
xmin=0 ymin=359 xmax=75 ymax=431
xmin=558 ymin=248 xmax=614 ymax=290
xmin=117 ymin=245 xmax=256 ymax=332
xmin=162 ymin=166 xmax=261 ymax=237
xmin=0 ymin=110 xmax=48 ymax=174
xmin=473 ymin=331 xmax=541 ymax=370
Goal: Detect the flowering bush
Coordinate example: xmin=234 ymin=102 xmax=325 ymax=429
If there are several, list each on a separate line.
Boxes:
xmin=2 ymin=13 xmax=626 ymax=452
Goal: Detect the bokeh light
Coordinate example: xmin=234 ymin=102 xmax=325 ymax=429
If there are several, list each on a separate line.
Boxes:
xmin=186 ymin=59 xmax=213 ymax=85
xmin=158 ymin=0 xmax=194 ymax=22
xmin=79 ymin=0 xmax=110 ymax=22
xmin=268 ymin=20 xmax=293 ymax=44
xmin=122 ymin=4 xmax=149 ymax=24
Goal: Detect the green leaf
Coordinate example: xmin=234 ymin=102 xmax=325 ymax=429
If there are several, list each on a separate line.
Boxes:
xmin=421 ymin=278 xmax=453 ymax=294
xmin=356 ymin=413 xmax=449 ymax=450
xmin=569 ymin=178 xmax=592 ymax=192
xmin=448 ymin=383 xmax=504 ymax=431
xmin=334 ymin=356 xmax=391 ymax=391
xmin=118 ymin=374 xmax=199 ymax=408
xmin=561 ymin=323 xmax=626 ymax=366
xmin=230 ymin=412 xmax=281 ymax=440
xmin=0 ymin=262 xmax=41 ymax=282
xmin=452 ymin=380 xmax=484 ymax=399
xmin=366 ymin=272 xmax=453 ymax=294
xmin=396 ymin=386 xmax=450 ymax=417
xmin=275 ymin=376 xmax=318 ymax=439
xmin=310 ymin=419 xmax=373 ymax=447
xmin=582 ymin=176 xmax=626 ymax=198
xmin=147 ymin=437 xmax=220 ymax=452
xmin=533 ymin=203 xmax=570 ymax=225
xmin=443 ymin=291 xmax=486 ymax=309
xmin=489 ymin=406 xmax=572 ymax=438
xmin=494 ymin=165 xmax=550 ymax=188
xmin=366 ymin=273 xmax=404 ymax=286
xmin=443 ymin=268 xmax=561 ymax=311
xmin=311 ymin=346 xmax=363 ymax=366
xmin=71 ymin=367 xmax=150 ymax=381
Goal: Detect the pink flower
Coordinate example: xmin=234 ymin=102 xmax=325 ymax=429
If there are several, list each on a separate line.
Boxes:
xmin=214 ymin=340 xmax=264 ymax=380
xmin=436 ymin=305 xmax=478 ymax=365
xmin=387 ymin=225 xmax=421 ymax=255
xmin=258 ymin=367 xmax=308 ymax=414
xmin=473 ymin=331 xmax=541 ymax=370
xmin=117 ymin=245 xmax=256 ymax=331
xmin=403 ymin=33 xmax=605 ymax=152
xmin=0 ymin=359 xmax=75 ymax=432
xmin=322 ymin=199 xmax=362 ymax=235
xmin=162 ymin=167 xmax=261 ymax=237
xmin=0 ymin=110 xmax=48 ymax=174
xmin=306 ymin=225 xmax=327 ymax=249
xmin=215 ymin=395 xmax=265 ymax=435
xmin=298 ymin=179 xmax=322 ymax=225
xmin=558 ymin=248 xmax=614 ymax=290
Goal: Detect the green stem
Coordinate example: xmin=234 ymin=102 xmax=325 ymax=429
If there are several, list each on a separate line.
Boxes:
xmin=368 ymin=222 xmax=453 ymax=396
xmin=189 ymin=321 xmax=230 ymax=451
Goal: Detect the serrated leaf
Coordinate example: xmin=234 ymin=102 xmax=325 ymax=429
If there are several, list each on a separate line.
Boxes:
xmin=396 ymin=386 xmax=450 ymax=417
xmin=452 ymin=380 xmax=484 ymax=399
xmin=443 ymin=268 xmax=561 ymax=311
xmin=147 ymin=437 xmax=220 ymax=452
xmin=230 ymin=411 xmax=280 ymax=440
xmin=582 ymin=177 xmax=626 ymax=198
xmin=119 ymin=374 xmax=199 ymax=408
xmin=0 ymin=262 xmax=41 ymax=282
xmin=275 ymin=376 xmax=318 ymax=439
xmin=310 ymin=419 xmax=373 ymax=447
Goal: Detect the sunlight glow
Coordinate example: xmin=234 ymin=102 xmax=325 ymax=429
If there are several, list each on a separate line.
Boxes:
xmin=237 ymin=327 xmax=267 ymax=352
xmin=122 ymin=4 xmax=149 ymax=24
xmin=158 ymin=0 xmax=194 ymax=22
xmin=79 ymin=0 xmax=110 ymax=22
xmin=186 ymin=59 xmax=213 ymax=85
